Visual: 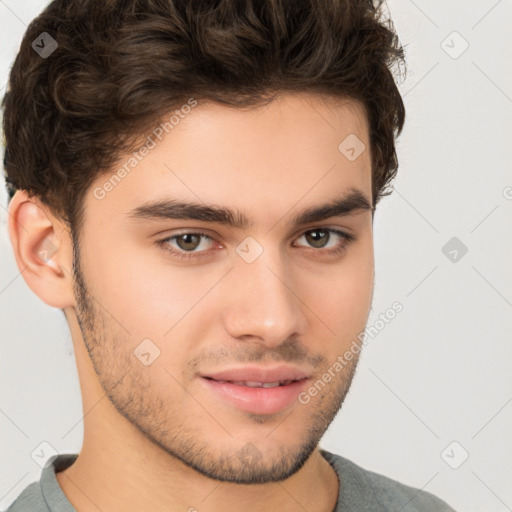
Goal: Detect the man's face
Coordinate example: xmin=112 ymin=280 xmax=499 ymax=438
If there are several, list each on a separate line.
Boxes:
xmin=72 ymin=93 xmax=374 ymax=483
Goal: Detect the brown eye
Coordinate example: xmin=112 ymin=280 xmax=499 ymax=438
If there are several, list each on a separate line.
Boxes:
xmin=157 ymin=231 xmax=216 ymax=259
xmin=304 ymin=229 xmax=330 ymax=249
xmin=175 ymin=233 xmax=202 ymax=251
xmin=157 ymin=227 xmax=355 ymax=262
xmin=294 ymin=227 xmax=355 ymax=256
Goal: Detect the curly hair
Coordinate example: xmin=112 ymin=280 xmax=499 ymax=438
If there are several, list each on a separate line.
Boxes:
xmin=2 ymin=0 xmax=406 ymax=235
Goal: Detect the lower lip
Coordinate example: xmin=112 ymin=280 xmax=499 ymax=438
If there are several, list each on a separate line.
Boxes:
xmin=200 ymin=377 xmax=309 ymax=415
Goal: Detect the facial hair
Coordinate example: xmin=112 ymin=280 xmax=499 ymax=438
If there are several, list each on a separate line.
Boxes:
xmin=71 ymin=235 xmax=361 ymax=484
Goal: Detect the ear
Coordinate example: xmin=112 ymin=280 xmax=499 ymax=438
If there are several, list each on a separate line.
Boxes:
xmin=7 ymin=190 xmax=76 ymax=309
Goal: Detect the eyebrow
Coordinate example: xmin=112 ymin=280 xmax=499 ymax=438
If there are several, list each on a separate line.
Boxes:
xmin=127 ymin=188 xmax=373 ymax=230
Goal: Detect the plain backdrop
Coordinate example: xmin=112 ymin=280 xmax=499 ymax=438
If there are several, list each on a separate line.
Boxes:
xmin=1 ymin=1 xmax=511 ymax=511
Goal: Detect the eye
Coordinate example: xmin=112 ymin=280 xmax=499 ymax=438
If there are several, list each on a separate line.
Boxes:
xmin=156 ymin=227 xmax=355 ymax=261
xmin=156 ymin=231 xmax=216 ymax=259
xmin=293 ymin=227 xmax=355 ymax=255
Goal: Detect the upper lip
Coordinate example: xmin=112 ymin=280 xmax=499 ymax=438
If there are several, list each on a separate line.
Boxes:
xmin=200 ymin=365 xmax=310 ymax=383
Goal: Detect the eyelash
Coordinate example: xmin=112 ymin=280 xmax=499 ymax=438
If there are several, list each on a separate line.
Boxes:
xmin=156 ymin=228 xmax=356 ymax=261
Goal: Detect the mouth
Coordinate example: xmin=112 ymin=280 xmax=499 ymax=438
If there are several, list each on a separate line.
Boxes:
xmin=198 ymin=366 xmax=311 ymax=415
xmin=203 ymin=377 xmax=304 ymax=388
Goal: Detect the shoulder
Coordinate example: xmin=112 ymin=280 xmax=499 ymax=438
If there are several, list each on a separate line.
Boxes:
xmin=3 ymin=454 xmax=78 ymax=512
xmin=320 ymin=449 xmax=457 ymax=512
xmin=3 ymin=481 xmax=48 ymax=512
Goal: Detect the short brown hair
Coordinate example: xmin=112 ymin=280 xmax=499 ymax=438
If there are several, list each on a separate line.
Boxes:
xmin=2 ymin=0 xmax=406 ymax=234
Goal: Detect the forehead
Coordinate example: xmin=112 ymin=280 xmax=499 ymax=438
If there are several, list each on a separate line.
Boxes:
xmin=85 ymin=92 xmax=372 ymax=227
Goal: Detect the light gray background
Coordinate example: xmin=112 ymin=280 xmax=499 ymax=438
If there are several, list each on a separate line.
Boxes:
xmin=1 ymin=1 xmax=511 ymax=511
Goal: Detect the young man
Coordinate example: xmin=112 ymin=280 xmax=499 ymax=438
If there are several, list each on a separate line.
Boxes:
xmin=2 ymin=0 xmax=456 ymax=510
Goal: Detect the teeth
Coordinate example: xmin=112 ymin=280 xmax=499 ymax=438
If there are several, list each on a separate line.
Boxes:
xmin=241 ymin=381 xmax=263 ymax=387
xmin=210 ymin=378 xmax=298 ymax=387
xmin=229 ymin=380 xmax=288 ymax=388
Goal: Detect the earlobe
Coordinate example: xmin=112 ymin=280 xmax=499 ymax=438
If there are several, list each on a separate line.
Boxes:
xmin=7 ymin=190 xmax=75 ymax=309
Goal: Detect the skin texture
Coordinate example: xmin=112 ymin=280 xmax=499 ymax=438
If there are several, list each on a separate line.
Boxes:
xmin=9 ymin=92 xmax=375 ymax=512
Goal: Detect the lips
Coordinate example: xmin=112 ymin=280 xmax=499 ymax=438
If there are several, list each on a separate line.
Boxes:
xmin=210 ymin=379 xmax=297 ymax=388
xmin=199 ymin=365 xmax=311 ymax=415
xmin=200 ymin=365 xmax=310 ymax=384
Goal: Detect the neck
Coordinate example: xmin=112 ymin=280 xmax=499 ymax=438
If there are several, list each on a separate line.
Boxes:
xmin=56 ymin=422 xmax=339 ymax=512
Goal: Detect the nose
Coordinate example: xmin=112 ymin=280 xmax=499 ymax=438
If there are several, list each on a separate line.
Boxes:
xmin=221 ymin=245 xmax=307 ymax=347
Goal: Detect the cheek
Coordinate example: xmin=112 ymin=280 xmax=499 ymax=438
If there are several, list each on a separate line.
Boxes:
xmin=82 ymin=241 xmax=230 ymax=372
xmin=295 ymin=238 xmax=374 ymax=343
xmin=341 ymin=243 xmax=374 ymax=320
xmin=82 ymin=231 xmax=205 ymax=326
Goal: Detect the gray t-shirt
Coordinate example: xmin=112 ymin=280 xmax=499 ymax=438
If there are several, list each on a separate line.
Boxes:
xmin=4 ymin=449 xmax=456 ymax=511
